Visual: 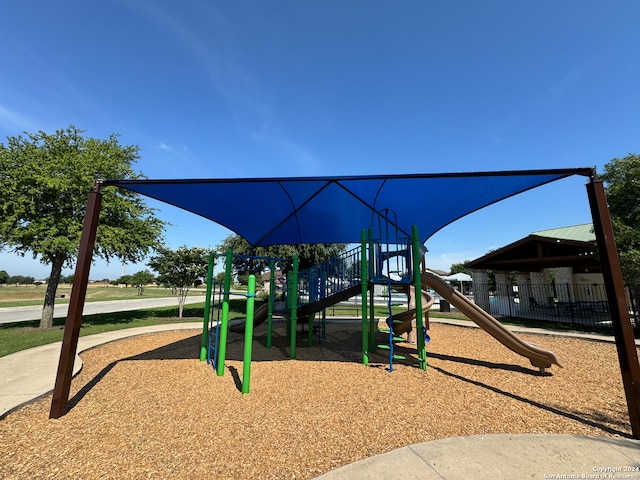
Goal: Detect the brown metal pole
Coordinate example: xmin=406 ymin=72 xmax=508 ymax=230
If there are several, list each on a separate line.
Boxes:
xmin=586 ymin=176 xmax=640 ymax=438
xmin=50 ymin=185 xmax=102 ymax=419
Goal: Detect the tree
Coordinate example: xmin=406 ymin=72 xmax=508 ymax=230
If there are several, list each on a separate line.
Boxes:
xmin=215 ymin=234 xmax=347 ymax=277
xmin=148 ymin=246 xmax=211 ymax=317
xmin=450 ymin=261 xmax=471 ymax=275
xmin=116 ymin=275 xmax=133 ymax=287
xmin=601 ymin=153 xmax=640 ymax=320
xmin=0 ymin=126 xmax=166 ymax=328
xmin=0 ymin=270 xmax=8 ymax=287
xmin=130 ymin=270 xmax=155 ymax=296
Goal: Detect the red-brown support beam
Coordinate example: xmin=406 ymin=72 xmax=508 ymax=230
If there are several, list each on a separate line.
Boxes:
xmin=50 ymin=185 xmax=102 ymax=419
xmin=586 ymin=176 xmax=640 ymax=438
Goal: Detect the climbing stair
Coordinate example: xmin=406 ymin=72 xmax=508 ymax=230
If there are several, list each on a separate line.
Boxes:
xmin=377 ymin=275 xmax=407 ymax=372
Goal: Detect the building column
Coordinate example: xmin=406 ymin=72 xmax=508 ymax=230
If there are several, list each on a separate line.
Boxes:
xmin=494 ymin=271 xmax=513 ymax=316
xmin=553 ymin=267 xmax=574 ymax=303
xmin=530 ymin=269 xmax=554 ymax=306
xmin=471 ymin=269 xmax=490 ymax=311
xmin=515 ymin=272 xmax=532 ymax=310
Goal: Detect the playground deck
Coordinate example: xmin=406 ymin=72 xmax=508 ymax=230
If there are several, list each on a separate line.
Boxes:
xmin=1 ymin=320 xmax=635 ymax=479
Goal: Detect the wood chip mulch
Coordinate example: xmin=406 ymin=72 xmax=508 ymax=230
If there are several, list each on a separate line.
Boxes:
xmin=0 ymin=320 xmax=636 ymax=479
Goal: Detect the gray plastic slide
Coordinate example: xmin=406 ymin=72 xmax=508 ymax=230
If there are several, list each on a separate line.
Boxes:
xmin=421 ymin=272 xmax=562 ymax=371
xmin=391 ymin=285 xmax=435 ymax=336
xmin=229 ymin=303 xmax=270 ymax=333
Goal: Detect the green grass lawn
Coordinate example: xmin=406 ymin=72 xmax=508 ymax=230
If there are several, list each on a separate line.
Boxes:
xmin=0 ymin=284 xmax=207 ymax=308
xmin=0 ymin=303 xmax=208 ymax=357
xmin=0 ymin=300 xmax=411 ymax=358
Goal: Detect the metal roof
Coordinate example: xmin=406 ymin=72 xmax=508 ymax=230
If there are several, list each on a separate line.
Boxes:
xmin=467 ymin=223 xmax=599 ymax=272
xmin=532 ymin=223 xmax=596 ymax=243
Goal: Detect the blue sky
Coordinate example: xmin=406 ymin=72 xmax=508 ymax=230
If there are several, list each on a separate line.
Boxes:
xmin=1 ymin=1 xmax=638 ymax=280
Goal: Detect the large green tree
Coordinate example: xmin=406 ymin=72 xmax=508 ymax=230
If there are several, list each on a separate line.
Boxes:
xmin=0 ymin=126 xmax=166 ymax=328
xmin=215 ymin=234 xmax=347 ymax=276
xmin=601 ymin=153 xmax=640 ymax=321
xmin=147 ymin=246 xmax=211 ymax=317
xmin=601 ymin=154 xmax=640 ymax=285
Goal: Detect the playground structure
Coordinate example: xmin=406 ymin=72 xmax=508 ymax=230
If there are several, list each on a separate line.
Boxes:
xmin=48 ymin=169 xmax=640 ymax=439
xmin=204 ymin=222 xmax=562 ymax=393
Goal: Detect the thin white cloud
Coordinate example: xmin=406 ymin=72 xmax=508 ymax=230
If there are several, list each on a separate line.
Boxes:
xmin=0 ymin=104 xmax=38 ymax=134
xmin=126 ymin=1 xmax=318 ymax=173
xmin=272 ymin=138 xmax=321 ymax=174
xmin=153 ymin=140 xmax=191 ymax=162
xmin=546 ymin=54 xmax=603 ymax=101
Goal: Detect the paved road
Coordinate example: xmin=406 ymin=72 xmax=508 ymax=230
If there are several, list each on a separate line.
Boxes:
xmin=0 ymin=296 xmax=207 ymax=324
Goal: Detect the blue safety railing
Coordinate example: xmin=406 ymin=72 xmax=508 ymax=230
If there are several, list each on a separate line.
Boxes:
xmin=297 ymin=245 xmax=362 ymax=307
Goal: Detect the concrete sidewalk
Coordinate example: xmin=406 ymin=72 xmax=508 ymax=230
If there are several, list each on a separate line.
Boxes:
xmin=1 ymin=321 xmax=639 ymax=479
xmin=313 ymin=434 xmax=640 ymax=479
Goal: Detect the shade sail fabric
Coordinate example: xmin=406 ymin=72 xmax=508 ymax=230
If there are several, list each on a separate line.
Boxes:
xmin=103 ymin=168 xmax=593 ymax=247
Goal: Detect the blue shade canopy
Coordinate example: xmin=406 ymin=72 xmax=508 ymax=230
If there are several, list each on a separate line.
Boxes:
xmin=103 ymin=168 xmax=593 ymax=246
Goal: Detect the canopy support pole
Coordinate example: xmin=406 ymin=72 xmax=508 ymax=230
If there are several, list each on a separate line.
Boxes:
xmin=50 ymin=184 xmax=103 ymax=419
xmin=586 ymin=176 xmax=640 ymax=438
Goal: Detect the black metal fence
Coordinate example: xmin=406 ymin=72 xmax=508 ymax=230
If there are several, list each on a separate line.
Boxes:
xmin=471 ymin=283 xmax=640 ymax=333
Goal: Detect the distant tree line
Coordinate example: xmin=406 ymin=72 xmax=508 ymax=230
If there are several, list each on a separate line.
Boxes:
xmin=0 ymin=271 xmax=36 ymax=286
xmin=0 ymin=270 xmax=77 ymax=286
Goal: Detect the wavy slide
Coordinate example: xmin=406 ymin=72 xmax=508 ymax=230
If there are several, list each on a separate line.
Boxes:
xmin=390 ymin=285 xmax=435 ymax=337
xmin=420 ymin=272 xmax=562 ymax=371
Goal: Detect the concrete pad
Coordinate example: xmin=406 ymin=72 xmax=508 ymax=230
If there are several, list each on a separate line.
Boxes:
xmin=313 ymin=446 xmax=443 ymax=480
xmin=314 ymin=434 xmax=640 ymax=480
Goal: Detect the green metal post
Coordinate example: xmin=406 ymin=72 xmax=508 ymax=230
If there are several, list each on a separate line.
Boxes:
xmin=286 ymin=278 xmax=292 ymax=340
xmin=368 ymin=227 xmax=376 ymax=352
xmin=369 ymin=286 xmax=376 ymax=351
xmin=412 ymin=225 xmax=427 ymax=370
xmin=267 ymin=261 xmax=275 ymax=349
xmin=290 ymin=255 xmax=299 ymax=358
xmin=242 ymin=275 xmax=256 ymax=394
xmin=216 ymin=249 xmax=233 ymax=377
xmin=200 ymin=252 xmax=215 ymax=361
xmin=308 ymin=313 xmax=314 ymax=347
xmin=361 ymin=229 xmax=369 ymax=365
